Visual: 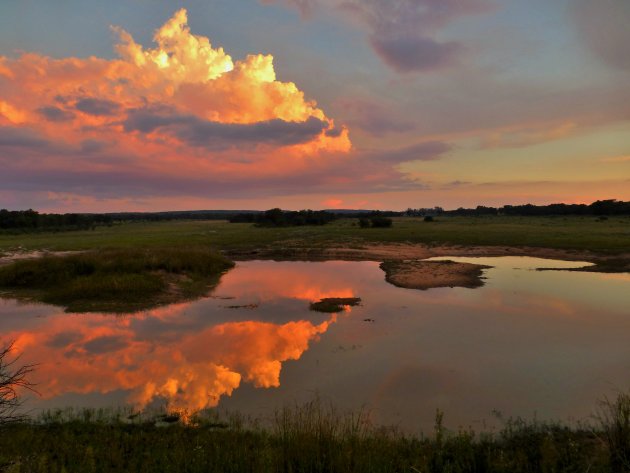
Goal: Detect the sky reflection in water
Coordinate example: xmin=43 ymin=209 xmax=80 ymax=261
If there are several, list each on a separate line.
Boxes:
xmin=1 ymin=258 xmax=629 ymax=432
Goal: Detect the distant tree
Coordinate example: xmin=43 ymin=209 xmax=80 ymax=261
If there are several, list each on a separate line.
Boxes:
xmin=262 ymin=208 xmax=285 ymax=226
xmin=252 ymin=209 xmax=337 ymax=227
xmin=228 ymin=213 xmax=256 ymax=223
xmin=591 ymin=199 xmax=628 ymax=216
xmin=424 ymin=216 xmax=434 ymax=222
xmin=0 ymin=342 xmax=36 ymax=425
xmin=358 ymin=217 xmax=371 ymax=228
xmin=370 ymin=216 xmax=393 ymax=228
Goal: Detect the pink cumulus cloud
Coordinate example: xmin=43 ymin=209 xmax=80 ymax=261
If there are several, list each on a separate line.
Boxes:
xmin=0 ymin=9 xmax=371 ymax=210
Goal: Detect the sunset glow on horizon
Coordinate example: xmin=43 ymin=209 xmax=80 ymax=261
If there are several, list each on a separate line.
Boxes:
xmin=0 ymin=1 xmax=628 ymax=211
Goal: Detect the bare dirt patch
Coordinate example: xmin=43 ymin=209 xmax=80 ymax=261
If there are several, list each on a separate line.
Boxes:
xmin=0 ymin=250 xmax=80 ymax=267
xmin=228 ymin=242 xmax=598 ymax=262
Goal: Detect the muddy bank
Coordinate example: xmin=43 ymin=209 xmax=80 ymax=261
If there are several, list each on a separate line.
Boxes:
xmin=227 ymin=243 xmax=629 ymax=273
xmin=227 ymin=243 xmax=594 ymax=262
xmin=380 ymin=260 xmax=491 ymax=290
xmin=227 ymin=242 xmax=630 ymax=291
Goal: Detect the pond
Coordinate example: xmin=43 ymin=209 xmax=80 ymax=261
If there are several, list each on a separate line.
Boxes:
xmin=1 ymin=257 xmax=629 ymax=433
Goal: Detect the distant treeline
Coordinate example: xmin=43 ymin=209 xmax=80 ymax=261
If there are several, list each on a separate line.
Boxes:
xmin=103 ymin=210 xmax=261 ymax=222
xmin=406 ymin=200 xmax=630 ymax=217
xmin=230 ymin=208 xmax=337 ymax=226
xmin=2 ymin=200 xmax=628 ymax=233
xmin=0 ymin=209 xmax=112 ymax=232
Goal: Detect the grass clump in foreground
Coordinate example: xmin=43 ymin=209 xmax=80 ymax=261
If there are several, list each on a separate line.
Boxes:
xmin=597 ymin=392 xmax=630 ymax=472
xmin=2 ymin=395 xmax=629 ymax=473
xmin=0 ymin=247 xmax=234 ymax=312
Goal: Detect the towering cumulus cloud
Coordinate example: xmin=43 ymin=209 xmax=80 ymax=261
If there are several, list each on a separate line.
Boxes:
xmin=0 ymin=9 xmax=350 ymax=208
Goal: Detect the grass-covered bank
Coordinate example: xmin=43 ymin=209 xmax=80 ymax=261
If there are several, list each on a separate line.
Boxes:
xmin=0 ymin=247 xmax=234 ymax=312
xmin=1 ymin=395 xmax=628 ymax=473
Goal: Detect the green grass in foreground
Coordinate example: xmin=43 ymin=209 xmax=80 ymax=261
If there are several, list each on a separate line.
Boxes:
xmin=1 ymin=394 xmax=629 ymax=473
xmin=0 ymin=247 xmax=234 ymax=312
xmin=0 ymin=216 xmax=628 ymax=255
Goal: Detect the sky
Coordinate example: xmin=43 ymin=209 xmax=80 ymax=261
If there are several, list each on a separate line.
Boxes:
xmin=0 ymin=0 xmax=628 ymax=212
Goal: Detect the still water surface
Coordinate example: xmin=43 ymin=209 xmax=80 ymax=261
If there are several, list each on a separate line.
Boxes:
xmin=1 ymin=257 xmax=629 ymax=432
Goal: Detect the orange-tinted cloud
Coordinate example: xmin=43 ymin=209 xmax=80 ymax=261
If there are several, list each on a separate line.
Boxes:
xmin=322 ymin=198 xmax=344 ymax=208
xmin=214 ymin=262 xmax=357 ymax=303
xmin=479 ymin=121 xmax=578 ymax=149
xmin=0 ymin=9 xmax=351 ymax=206
xmin=600 ymin=155 xmax=630 ymax=163
xmin=3 ymin=263 xmax=364 ymax=413
xmin=9 ymin=304 xmax=337 ymax=413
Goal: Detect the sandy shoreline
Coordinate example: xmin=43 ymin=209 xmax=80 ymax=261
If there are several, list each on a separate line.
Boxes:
xmin=228 ymin=242 xmax=630 ymax=290
xmin=228 ymin=242 xmax=612 ymax=263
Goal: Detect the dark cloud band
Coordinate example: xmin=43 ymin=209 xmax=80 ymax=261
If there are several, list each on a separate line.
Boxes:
xmin=124 ymin=107 xmax=329 ymax=149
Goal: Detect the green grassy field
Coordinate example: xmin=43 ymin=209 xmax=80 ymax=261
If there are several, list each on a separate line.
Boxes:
xmin=1 ymin=216 xmax=629 ymax=255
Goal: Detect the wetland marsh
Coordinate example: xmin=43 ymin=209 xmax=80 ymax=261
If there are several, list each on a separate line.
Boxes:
xmin=1 ymin=218 xmax=629 ymax=471
xmin=2 ymin=256 xmax=629 ymax=433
